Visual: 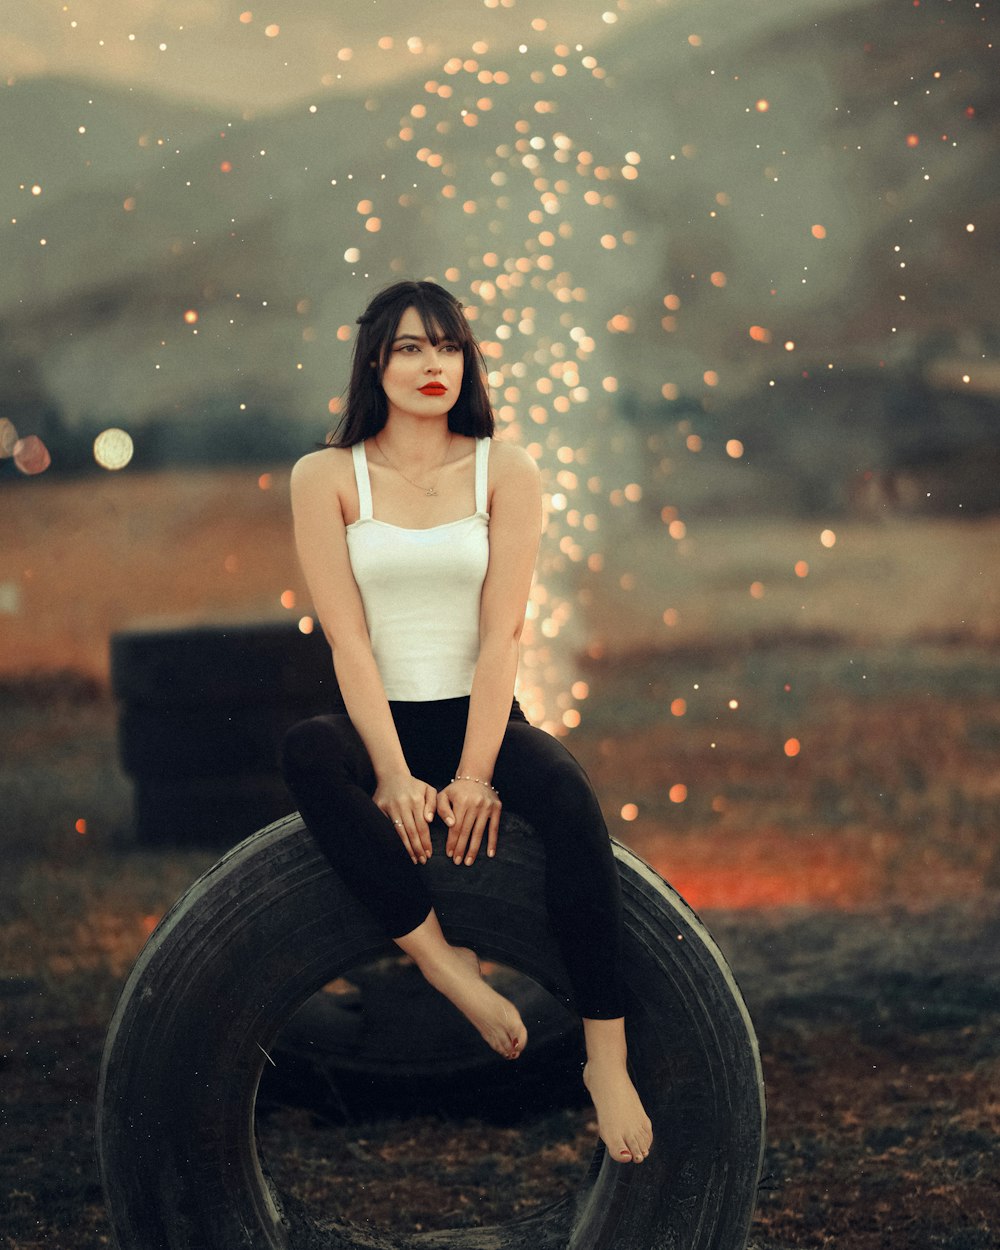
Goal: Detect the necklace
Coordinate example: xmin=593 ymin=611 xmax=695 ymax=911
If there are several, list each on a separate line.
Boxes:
xmin=373 ymin=433 xmax=453 ymax=497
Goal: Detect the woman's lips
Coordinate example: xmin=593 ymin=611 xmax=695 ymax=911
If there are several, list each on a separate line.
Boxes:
xmin=419 ymin=383 xmax=447 ymax=394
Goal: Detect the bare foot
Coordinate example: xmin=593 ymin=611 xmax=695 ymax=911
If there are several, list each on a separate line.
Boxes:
xmin=420 ymin=945 xmax=528 ymax=1060
xmin=582 ymin=1058 xmax=653 ymax=1164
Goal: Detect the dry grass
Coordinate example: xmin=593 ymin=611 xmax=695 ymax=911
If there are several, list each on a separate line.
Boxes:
xmin=2 ymin=469 xmax=999 ymax=681
xmin=2 ymin=471 xmax=999 ymax=1247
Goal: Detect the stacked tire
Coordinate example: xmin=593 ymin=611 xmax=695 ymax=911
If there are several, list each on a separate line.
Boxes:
xmin=111 ymin=621 xmax=334 ymax=845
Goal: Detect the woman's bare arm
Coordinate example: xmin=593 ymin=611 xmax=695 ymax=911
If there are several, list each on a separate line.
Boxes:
xmin=289 ymin=450 xmax=436 ymax=860
xmin=438 ymin=441 xmax=543 ymax=863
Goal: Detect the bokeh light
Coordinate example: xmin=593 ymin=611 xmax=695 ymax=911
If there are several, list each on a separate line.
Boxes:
xmin=0 ymin=419 xmax=18 ymax=457
xmin=13 ymin=436 xmax=51 ymax=476
xmin=93 ymin=429 xmax=135 ymax=472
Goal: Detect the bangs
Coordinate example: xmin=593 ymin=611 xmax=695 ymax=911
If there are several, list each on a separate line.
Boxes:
xmin=411 ymin=295 xmax=472 ymax=349
xmin=375 ymin=282 xmax=475 ymax=370
xmin=332 ymin=278 xmax=494 ymax=446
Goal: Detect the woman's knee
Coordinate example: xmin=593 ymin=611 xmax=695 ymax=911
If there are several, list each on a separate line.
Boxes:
xmin=280 ymin=715 xmax=359 ymax=785
xmin=501 ymin=726 xmax=600 ymax=820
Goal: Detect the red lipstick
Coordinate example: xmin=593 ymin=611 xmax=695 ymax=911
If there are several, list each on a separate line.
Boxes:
xmin=419 ymin=383 xmax=447 ymax=395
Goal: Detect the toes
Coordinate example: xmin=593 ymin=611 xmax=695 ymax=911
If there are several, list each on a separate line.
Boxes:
xmin=506 ymin=1028 xmax=526 ymax=1059
xmin=502 ymin=1009 xmax=527 ymax=1059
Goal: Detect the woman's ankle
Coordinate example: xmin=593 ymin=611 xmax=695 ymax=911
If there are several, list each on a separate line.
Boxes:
xmin=582 ymin=1017 xmax=629 ymax=1066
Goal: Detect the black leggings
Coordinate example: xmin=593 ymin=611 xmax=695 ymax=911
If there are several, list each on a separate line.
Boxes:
xmin=281 ymin=697 xmax=625 ymax=1020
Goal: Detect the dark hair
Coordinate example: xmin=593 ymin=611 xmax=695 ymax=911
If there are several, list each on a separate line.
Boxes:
xmin=328 ymin=280 xmax=495 ymax=446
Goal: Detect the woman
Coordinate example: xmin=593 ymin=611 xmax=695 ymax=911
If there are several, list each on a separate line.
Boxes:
xmin=282 ymin=280 xmax=653 ymax=1165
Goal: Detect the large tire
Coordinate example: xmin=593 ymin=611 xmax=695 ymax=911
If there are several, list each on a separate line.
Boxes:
xmin=260 ymin=958 xmax=586 ymax=1122
xmin=97 ymin=813 xmax=765 ymax=1250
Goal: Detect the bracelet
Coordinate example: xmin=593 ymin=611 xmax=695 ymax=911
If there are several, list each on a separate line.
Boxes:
xmin=452 ymin=774 xmax=500 ymax=798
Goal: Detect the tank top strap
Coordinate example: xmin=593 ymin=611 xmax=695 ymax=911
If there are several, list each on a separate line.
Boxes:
xmin=352 ymin=442 xmax=374 ymax=520
xmin=475 ymin=437 xmax=491 ymax=515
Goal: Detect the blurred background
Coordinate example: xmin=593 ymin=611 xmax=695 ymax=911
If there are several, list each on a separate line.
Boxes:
xmin=1 ymin=1 xmax=998 ymax=1248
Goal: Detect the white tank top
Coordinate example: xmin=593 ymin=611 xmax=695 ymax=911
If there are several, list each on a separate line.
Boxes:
xmin=345 ymin=438 xmax=490 ymax=701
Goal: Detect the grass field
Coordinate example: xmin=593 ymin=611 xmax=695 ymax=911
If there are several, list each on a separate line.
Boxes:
xmin=1 ymin=468 xmax=998 ymax=1248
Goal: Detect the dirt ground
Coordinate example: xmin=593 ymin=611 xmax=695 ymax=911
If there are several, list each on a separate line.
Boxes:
xmin=1 ymin=471 xmax=998 ymax=1248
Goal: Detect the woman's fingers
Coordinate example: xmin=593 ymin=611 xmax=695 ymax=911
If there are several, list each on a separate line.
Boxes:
xmin=373 ymin=774 xmax=439 ymax=864
xmin=422 ymin=785 xmax=437 ymax=825
xmin=419 ymin=786 xmax=437 ymax=859
xmin=437 ymin=791 xmax=456 ymax=827
xmin=449 ymin=801 xmax=479 ymax=862
xmin=438 ymin=792 xmax=457 ymax=856
xmin=438 ymin=782 xmax=501 ymax=865
xmin=450 ymin=821 xmax=472 ymax=864
xmin=378 ymin=803 xmax=424 ymax=864
xmin=409 ymin=796 xmax=437 ymax=862
xmin=389 ymin=813 xmax=420 ymax=864
xmin=463 ymin=817 xmax=488 ymax=866
xmin=457 ymin=801 xmax=500 ymax=865
xmin=486 ymin=802 xmax=501 ymax=859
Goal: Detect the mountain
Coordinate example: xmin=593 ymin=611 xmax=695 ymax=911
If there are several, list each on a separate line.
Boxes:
xmin=0 ymin=0 xmax=996 ymax=511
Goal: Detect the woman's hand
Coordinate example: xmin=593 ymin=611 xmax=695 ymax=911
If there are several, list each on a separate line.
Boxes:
xmin=437 ymin=779 xmax=502 ymax=866
xmin=373 ymin=772 xmax=437 ymax=865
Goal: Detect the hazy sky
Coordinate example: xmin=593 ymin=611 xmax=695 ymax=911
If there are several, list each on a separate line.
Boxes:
xmin=1 ymin=0 xmax=668 ymax=112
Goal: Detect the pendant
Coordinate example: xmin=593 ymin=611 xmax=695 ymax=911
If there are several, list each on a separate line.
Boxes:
xmin=426 ymin=487 xmax=437 ymax=496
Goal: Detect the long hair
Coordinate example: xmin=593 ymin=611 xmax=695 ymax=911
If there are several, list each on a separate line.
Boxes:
xmin=328 ymin=281 xmax=495 ymax=446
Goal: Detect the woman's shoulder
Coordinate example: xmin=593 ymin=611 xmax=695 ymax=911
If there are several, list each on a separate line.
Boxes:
xmin=487 ymin=437 xmax=539 ymax=480
xmin=486 ymin=439 xmax=541 ymax=516
xmin=291 ymin=444 xmax=354 ymax=487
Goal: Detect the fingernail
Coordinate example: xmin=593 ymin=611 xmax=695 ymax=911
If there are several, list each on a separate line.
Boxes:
xmin=465 ymin=856 xmax=473 ymax=866
xmin=487 ymin=849 xmax=495 ymax=857
xmin=454 ymin=855 xmax=461 ymax=864
xmin=446 ymin=817 xmax=454 ymax=826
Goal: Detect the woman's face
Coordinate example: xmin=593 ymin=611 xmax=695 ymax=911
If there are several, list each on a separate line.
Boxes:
xmin=379 ymin=306 xmax=465 ymax=422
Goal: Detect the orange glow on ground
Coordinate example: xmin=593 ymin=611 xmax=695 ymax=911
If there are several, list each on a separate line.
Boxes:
xmin=629 ymin=827 xmax=973 ymax=912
